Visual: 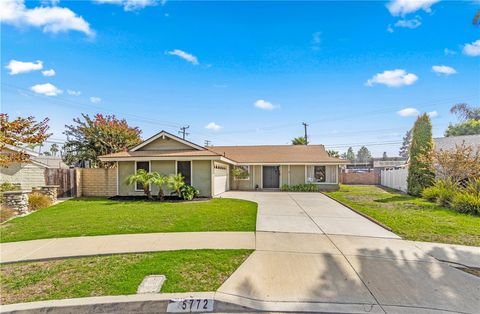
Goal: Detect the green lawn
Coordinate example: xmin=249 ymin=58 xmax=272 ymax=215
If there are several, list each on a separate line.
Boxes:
xmin=326 ymin=185 xmax=480 ymax=246
xmin=0 ymin=249 xmax=251 ymax=305
xmin=0 ymin=198 xmax=257 ymax=243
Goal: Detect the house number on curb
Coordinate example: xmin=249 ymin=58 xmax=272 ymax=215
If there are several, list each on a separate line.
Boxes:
xmin=167 ymin=299 xmax=214 ymax=313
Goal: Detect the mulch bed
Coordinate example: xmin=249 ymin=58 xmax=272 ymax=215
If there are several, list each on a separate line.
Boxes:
xmin=108 ymin=195 xmax=210 ymax=203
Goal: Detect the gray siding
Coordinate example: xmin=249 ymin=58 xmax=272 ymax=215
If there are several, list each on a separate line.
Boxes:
xmin=139 ymin=138 xmax=195 ymax=151
xmin=192 ymin=160 xmax=211 ymax=197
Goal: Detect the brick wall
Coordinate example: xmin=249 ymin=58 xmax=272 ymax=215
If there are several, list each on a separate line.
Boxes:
xmin=78 ymin=168 xmax=117 ymax=197
xmin=340 ymin=172 xmax=380 ymax=185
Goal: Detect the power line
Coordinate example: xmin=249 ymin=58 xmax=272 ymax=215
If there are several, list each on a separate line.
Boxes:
xmin=178 ymin=126 xmax=190 ymax=139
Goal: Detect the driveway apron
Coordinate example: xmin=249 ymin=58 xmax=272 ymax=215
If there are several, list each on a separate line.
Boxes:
xmin=217 ymin=191 xmax=480 ymax=314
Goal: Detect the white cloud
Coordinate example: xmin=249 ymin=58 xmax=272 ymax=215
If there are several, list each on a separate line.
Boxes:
xmin=93 ymin=0 xmax=160 ymax=11
xmin=366 ymin=69 xmax=418 ymax=87
xmin=432 ymin=65 xmax=457 ymax=75
xmin=42 ymin=69 xmax=55 ymax=76
xmin=394 ymin=17 xmax=421 ymax=29
xmin=386 ymin=0 xmax=440 ymax=16
xmin=0 ymin=0 xmax=94 ymax=36
xmin=5 ymin=59 xmax=43 ymax=75
xmin=462 ymin=39 xmax=480 ymax=57
xmin=205 ymin=122 xmax=222 ymax=131
xmin=311 ymin=31 xmax=321 ymax=50
xmin=90 ymin=96 xmax=102 ymax=104
xmin=30 ymin=83 xmax=62 ymax=96
xmin=428 ymin=111 xmax=438 ymax=118
xmin=166 ymin=49 xmax=199 ymax=65
xmin=397 ymin=108 xmax=420 ymax=117
xmin=254 ymin=99 xmax=276 ymax=110
xmin=387 ymin=25 xmax=394 ymax=33
xmin=444 ymin=48 xmax=456 ymax=55
xmin=67 ymin=89 xmax=81 ymax=96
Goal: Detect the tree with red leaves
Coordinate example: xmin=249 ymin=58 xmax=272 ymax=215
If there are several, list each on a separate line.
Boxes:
xmin=64 ymin=113 xmax=142 ymax=168
xmin=0 ymin=114 xmax=51 ymax=166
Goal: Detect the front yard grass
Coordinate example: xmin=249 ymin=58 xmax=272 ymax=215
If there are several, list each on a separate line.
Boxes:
xmin=325 ymin=185 xmax=480 ymax=246
xmin=0 ymin=198 xmax=257 ymax=243
xmin=0 ymin=249 xmax=251 ymax=305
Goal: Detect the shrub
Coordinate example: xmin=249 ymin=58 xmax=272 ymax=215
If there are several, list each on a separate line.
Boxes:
xmin=451 ymin=192 xmax=480 ymax=215
xmin=280 ymin=183 xmax=318 ymax=192
xmin=179 ymin=185 xmax=199 ymax=201
xmin=28 ymin=193 xmax=52 ymax=211
xmin=422 ymin=186 xmax=440 ymax=202
xmin=436 ymin=188 xmax=456 ymax=207
xmin=1 ymin=182 xmax=20 ymax=192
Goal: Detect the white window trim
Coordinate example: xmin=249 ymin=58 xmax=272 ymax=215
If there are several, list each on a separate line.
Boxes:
xmin=306 ymin=165 xmax=332 ymax=184
xmin=135 ymin=160 xmax=151 ymax=192
xmin=233 ymin=165 xmax=251 ymax=181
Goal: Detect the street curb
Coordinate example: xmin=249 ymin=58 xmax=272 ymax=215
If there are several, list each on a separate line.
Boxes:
xmin=321 ymin=192 xmax=394 ymax=233
xmin=0 ymin=292 xmax=254 ymax=314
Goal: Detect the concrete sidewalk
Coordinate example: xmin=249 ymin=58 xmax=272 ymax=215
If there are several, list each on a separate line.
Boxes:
xmin=218 ymin=232 xmax=480 ymax=314
xmin=0 ymin=232 xmax=255 ymax=263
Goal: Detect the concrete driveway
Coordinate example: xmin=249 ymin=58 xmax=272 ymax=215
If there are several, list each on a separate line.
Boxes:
xmin=216 ymin=191 xmax=480 ymax=313
xmin=219 ymin=191 xmax=399 ymax=238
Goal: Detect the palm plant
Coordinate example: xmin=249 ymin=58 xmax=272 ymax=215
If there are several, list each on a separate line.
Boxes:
xmin=151 ymin=172 xmax=168 ymax=199
xmin=126 ymin=169 xmax=154 ymax=199
xmin=167 ymin=173 xmax=185 ymax=196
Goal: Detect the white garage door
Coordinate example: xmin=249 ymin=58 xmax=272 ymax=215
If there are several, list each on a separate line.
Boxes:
xmin=213 ymin=163 xmax=228 ymax=195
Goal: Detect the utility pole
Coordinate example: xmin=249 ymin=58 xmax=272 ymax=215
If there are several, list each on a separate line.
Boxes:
xmin=302 ymin=122 xmax=308 ymax=145
xmin=204 ymin=140 xmax=211 ymax=147
xmin=178 ymin=126 xmax=190 ymax=140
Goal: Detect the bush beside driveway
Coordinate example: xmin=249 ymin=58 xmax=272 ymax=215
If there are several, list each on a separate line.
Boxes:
xmin=326 ymin=185 xmax=480 ymax=246
xmin=0 ymin=198 xmax=257 ymax=243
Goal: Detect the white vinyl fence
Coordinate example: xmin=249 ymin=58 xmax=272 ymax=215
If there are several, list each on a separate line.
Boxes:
xmin=381 ymin=168 xmax=408 ymax=192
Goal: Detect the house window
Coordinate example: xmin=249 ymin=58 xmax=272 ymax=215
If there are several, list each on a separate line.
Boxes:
xmin=135 ymin=161 xmax=150 ymax=191
xmin=177 ymin=161 xmax=191 ymax=185
xmin=233 ymin=165 xmax=250 ymax=180
xmin=314 ymin=166 xmax=326 ymax=182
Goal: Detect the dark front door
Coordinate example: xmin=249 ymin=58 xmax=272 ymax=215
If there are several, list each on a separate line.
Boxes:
xmin=263 ymin=166 xmax=280 ymax=188
xmin=177 ymin=161 xmax=191 ymax=185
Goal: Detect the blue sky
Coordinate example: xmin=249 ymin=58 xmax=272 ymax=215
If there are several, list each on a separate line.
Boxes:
xmin=1 ymin=0 xmax=479 ymax=156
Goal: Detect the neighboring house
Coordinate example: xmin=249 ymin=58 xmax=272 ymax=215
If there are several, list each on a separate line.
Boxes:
xmin=1 ymin=144 xmax=69 ymax=190
xmin=1 ymin=144 xmax=47 ymax=190
xmin=99 ymin=130 xmax=348 ymax=197
xmin=434 ymin=134 xmax=480 ymax=152
xmin=345 ymin=157 xmax=407 ymax=173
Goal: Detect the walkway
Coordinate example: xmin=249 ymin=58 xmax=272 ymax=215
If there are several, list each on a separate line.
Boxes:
xmin=0 ymin=232 xmax=255 ymax=263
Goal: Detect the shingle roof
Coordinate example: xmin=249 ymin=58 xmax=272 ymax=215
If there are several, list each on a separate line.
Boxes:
xmin=208 ymin=145 xmax=348 ymax=164
xmin=100 ymin=150 xmax=221 ymax=159
xmin=434 ymin=135 xmax=480 ymax=152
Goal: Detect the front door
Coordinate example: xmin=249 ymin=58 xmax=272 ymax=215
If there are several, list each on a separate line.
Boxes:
xmin=263 ymin=166 xmax=280 ymax=188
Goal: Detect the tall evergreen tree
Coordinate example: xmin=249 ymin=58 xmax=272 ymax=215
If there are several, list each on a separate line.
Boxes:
xmin=399 ymin=129 xmax=412 ymax=158
xmin=407 ymin=113 xmax=435 ymax=196
xmin=356 ymin=146 xmax=372 ymax=163
xmin=342 ymin=147 xmax=355 ymax=162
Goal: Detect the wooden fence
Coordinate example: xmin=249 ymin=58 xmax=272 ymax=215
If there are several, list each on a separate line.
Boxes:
xmin=44 ymin=168 xmax=77 ymax=197
xmin=340 ymin=171 xmax=380 ymax=185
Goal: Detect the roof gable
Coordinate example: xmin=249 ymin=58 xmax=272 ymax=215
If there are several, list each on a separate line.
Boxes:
xmin=131 ymin=131 xmax=205 ymax=152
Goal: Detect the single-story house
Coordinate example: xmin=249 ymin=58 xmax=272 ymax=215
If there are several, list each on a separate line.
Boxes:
xmin=99 ymin=130 xmax=348 ymax=197
xmin=434 ymin=134 xmax=480 ymax=152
